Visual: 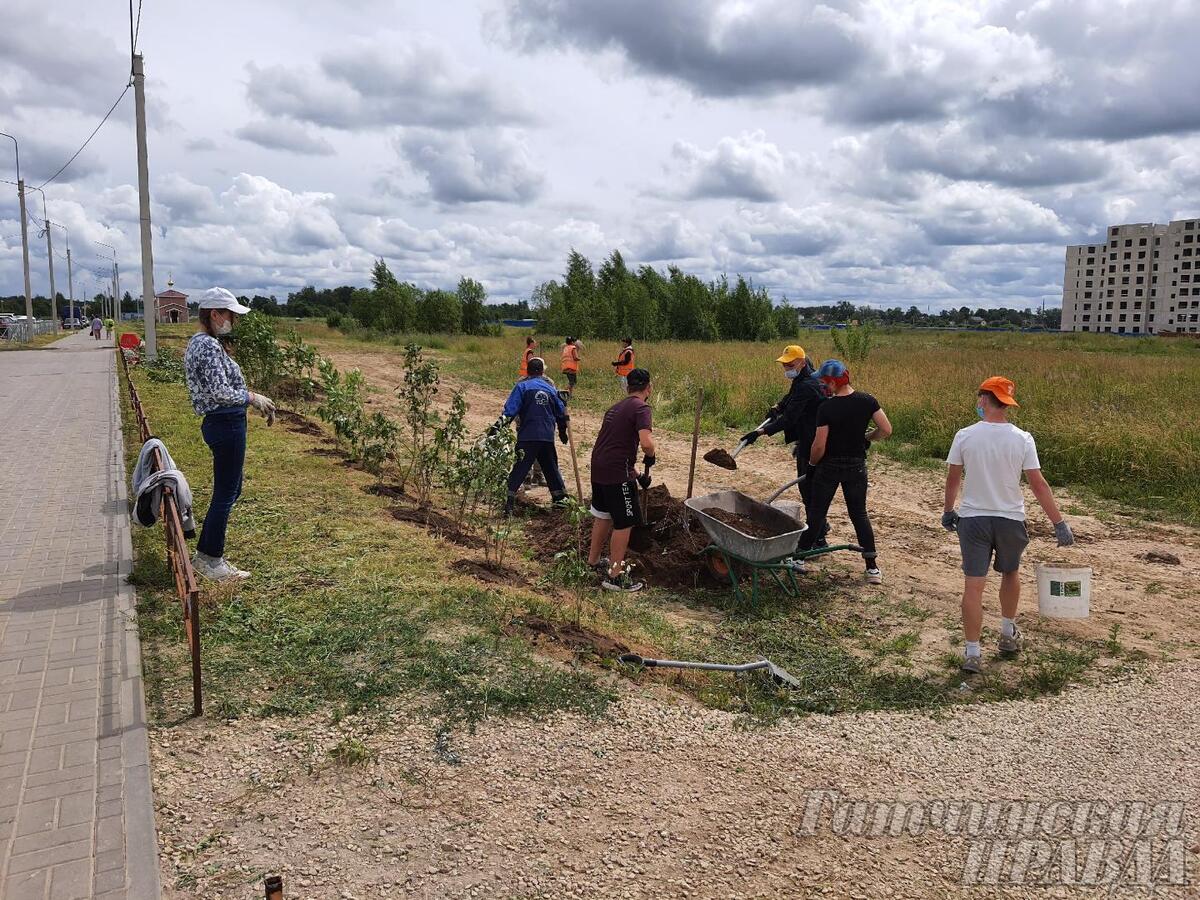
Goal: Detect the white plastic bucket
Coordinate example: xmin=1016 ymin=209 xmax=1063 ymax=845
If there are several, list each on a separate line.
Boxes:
xmin=1036 ymin=565 xmax=1091 ymax=618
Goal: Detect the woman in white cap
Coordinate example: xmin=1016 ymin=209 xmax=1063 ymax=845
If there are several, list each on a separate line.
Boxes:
xmin=183 ymin=287 xmax=276 ymax=580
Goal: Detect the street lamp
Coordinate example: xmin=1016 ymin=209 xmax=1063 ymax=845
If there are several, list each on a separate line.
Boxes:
xmin=0 ymin=132 xmax=34 ymax=325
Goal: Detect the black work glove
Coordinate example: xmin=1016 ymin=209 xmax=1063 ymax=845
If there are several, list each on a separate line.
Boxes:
xmin=740 ymin=430 xmax=761 ymax=445
xmin=766 ymin=405 xmax=780 ymax=420
xmin=558 ymin=422 xmax=569 ymax=444
xmin=637 ymin=472 xmax=652 ymax=490
xmin=611 ymin=360 xmax=620 ymax=367
xmin=941 ymin=510 xmax=960 ymax=532
xmin=487 ymin=415 xmax=511 ymax=437
xmin=643 ymin=454 xmax=656 ymax=470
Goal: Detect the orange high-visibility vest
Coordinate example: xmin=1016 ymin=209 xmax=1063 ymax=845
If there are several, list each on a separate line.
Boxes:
xmin=561 ymin=344 xmax=579 ymax=373
xmin=519 ymin=346 xmax=534 ymax=377
xmin=614 ymin=346 xmax=634 ymax=376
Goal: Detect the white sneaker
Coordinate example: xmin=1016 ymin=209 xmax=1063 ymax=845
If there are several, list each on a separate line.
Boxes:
xmin=192 ymin=552 xmax=249 ymax=581
xmin=865 ymin=567 xmax=883 ymax=585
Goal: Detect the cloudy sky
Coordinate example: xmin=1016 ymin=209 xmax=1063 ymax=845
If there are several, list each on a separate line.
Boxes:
xmin=2 ymin=0 xmax=1198 ymax=310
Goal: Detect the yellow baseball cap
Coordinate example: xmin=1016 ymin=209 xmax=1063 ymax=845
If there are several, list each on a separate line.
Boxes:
xmin=775 ymin=345 xmax=806 ymax=364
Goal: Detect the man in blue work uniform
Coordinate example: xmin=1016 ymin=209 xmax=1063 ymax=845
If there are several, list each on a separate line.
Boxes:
xmin=496 ymin=357 xmax=570 ymax=516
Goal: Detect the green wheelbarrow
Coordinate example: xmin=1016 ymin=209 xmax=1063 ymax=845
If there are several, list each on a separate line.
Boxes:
xmin=683 ymin=477 xmax=862 ymax=607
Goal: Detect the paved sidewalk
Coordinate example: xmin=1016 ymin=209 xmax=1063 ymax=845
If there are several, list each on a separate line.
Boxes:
xmin=0 ymin=330 xmax=160 ymax=898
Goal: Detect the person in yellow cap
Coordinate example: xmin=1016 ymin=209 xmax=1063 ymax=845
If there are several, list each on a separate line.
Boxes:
xmin=942 ymin=376 xmax=1074 ymax=675
xmin=738 ymin=344 xmax=829 ymax=544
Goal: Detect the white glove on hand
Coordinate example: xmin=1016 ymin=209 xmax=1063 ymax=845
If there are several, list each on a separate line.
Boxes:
xmin=248 ymin=391 xmax=276 ymax=426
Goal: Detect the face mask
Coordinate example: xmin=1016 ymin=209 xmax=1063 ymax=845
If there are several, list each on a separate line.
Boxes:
xmin=784 ymin=369 xmax=800 ymax=379
xmin=976 ymin=405 xmax=985 ymax=419
xmin=214 ymin=316 xmax=233 ymax=336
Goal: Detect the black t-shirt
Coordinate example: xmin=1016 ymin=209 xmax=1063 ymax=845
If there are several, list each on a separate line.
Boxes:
xmin=816 ymin=391 xmax=881 ymax=460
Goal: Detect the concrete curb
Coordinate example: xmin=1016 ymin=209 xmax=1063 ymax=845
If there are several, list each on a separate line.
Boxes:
xmin=108 ymin=347 xmax=162 ymax=899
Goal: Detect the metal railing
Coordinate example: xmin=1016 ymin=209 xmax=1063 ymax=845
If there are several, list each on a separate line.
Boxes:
xmin=2 ymin=319 xmax=58 ymax=341
xmin=118 ymin=345 xmax=203 ymax=716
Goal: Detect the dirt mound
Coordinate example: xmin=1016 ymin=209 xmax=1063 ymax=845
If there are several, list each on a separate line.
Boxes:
xmin=1141 ymin=551 xmax=1181 ymax=565
xmin=276 ymin=409 xmax=323 ymax=436
xmin=364 ymin=483 xmax=407 ymax=500
xmin=523 ymin=484 xmax=715 ymax=592
xmin=451 ymin=558 xmax=527 ymax=586
xmin=508 ymin=613 xmax=630 ymax=658
xmin=389 ymin=505 xmax=484 ymax=549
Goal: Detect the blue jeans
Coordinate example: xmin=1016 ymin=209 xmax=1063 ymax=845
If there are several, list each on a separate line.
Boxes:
xmin=506 ymin=441 xmax=567 ymax=499
xmin=197 ymin=410 xmax=247 ymax=558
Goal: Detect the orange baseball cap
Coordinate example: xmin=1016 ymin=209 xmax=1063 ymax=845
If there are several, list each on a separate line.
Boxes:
xmin=775 ymin=345 xmax=806 ymax=364
xmin=979 ymin=376 xmax=1018 ymax=406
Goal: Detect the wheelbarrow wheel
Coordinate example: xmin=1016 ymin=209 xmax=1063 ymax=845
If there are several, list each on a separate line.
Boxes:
xmin=705 ymin=548 xmax=733 ymax=584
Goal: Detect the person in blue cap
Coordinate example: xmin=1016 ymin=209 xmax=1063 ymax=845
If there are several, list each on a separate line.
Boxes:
xmin=797 ymin=359 xmax=892 ymax=585
xmin=493 ymin=357 xmax=569 ymax=516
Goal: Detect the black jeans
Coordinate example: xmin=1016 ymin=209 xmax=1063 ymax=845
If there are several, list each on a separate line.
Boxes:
xmin=798 ymin=456 xmax=877 ymax=565
xmin=792 ymin=441 xmax=824 ymax=543
xmin=507 ymin=441 xmax=566 ymax=498
xmin=197 ymin=411 xmax=247 ymax=558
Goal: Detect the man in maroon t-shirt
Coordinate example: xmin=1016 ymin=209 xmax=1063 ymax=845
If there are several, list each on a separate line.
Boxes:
xmin=587 ymin=368 xmax=656 ymax=592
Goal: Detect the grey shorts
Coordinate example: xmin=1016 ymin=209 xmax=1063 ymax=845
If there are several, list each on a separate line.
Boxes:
xmin=957 ymin=516 xmax=1029 ymax=577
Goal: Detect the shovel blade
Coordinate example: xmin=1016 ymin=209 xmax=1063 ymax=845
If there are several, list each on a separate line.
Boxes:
xmin=766 ymin=660 xmax=802 ymax=690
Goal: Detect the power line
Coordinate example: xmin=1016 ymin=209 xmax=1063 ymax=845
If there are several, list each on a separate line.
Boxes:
xmin=36 ymin=82 xmax=132 ymax=190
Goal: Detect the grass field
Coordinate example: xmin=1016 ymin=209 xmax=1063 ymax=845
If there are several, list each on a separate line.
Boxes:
xmin=121 ymin=323 xmax=1130 ymax=730
xmin=295 ymin=323 xmax=1200 ymax=525
xmin=0 ymin=328 xmax=76 ymax=350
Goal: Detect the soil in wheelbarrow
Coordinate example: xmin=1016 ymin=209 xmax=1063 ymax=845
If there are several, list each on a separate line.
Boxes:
xmin=698 ymin=506 xmax=793 ymax=539
xmin=522 ymin=484 xmax=715 ymax=591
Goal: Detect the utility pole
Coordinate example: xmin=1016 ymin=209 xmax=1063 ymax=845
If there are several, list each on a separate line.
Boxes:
xmin=50 ymin=222 xmax=73 ymax=318
xmin=133 ymin=54 xmax=157 ymax=358
xmin=0 ymin=133 xmax=33 ymax=325
xmin=26 ymin=186 xmax=58 ymax=330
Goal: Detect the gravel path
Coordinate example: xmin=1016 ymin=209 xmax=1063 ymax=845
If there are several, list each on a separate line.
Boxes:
xmin=154 ymin=661 xmax=1200 ymax=898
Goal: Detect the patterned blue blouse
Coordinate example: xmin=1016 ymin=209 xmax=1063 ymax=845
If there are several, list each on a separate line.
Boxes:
xmin=184 ymin=333 xmax=249 ymax=415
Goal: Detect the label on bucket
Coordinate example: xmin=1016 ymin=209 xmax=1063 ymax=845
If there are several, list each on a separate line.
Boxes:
xmin=1050 ymin=580 xmax=1083 ymax=598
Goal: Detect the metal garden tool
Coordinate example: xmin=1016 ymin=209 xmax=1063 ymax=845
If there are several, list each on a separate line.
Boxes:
xmin=703 ymin=417 xmax=771 ymax=471
xmin=618 ymin=653 xmax=801 ymax=690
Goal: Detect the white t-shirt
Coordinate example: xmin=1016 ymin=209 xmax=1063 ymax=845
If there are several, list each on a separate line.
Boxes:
xmin=946 ymin=421 xmax=1040 ymax=521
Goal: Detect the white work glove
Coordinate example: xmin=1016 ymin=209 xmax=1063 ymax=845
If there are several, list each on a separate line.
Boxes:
xmin=248 ymin=391 xmax=276 ymax=426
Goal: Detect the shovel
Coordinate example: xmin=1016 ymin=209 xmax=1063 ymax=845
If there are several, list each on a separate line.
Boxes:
xmin=619 ymin=653 xmax=801 ymax=690
xmin=703 ymin=417 xmax=771 ymax=471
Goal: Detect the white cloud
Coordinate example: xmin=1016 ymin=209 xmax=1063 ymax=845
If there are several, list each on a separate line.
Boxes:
xmin=395 ymin=129 xmax=545 ymax=205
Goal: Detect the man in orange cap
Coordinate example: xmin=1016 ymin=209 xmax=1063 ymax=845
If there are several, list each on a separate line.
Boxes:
xmin=739 ymin=345 xmax=828 ymax=543
xmin=943 ymin=376 xmax=1074 ymax=675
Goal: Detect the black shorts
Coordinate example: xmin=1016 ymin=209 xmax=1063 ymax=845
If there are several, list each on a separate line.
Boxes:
xmin=590 ymin=481 xmax=641 ymax=530
xmin=563 ymin=371 xmax=577 ymax=388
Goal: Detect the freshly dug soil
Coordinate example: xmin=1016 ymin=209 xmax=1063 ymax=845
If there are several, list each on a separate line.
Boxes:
xmin=364 ymin=482 xmax=407 ymax=500
xmin=1142 ymin=551 xmax=1181 ymax=565
xmin=275 ymin=409 xmax=323 ymax=436
xmin=451 ymin=558 xmax=526 ymax=586
xmin=699 ymin=506 xmax=792 ymax=539
xmin=523 ymin=483 xmax=715 ymax=592
xmin=389 ymin=505 xmax=484 ymax=549
xmin=508 ymin=613 xmax=630 ymax=658
xmin=702 ymin=447 xmax=738 ymax=470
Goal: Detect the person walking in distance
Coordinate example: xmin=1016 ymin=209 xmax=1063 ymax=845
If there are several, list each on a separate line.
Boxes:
xmin=104 ymin=316 xmax=114 ymax=339
xmin=737 ymin=345 xmax=827 ymax=544
xmin=560 ymin=336 xmax=582 ymax=394
xmin=611 ymin=337 xmax=635 ymax=392
xmin=943 ymin=376 xmax=1074 ymax=674
xmin=519 ymin=335 xmax=538 ymax=379
xmin=183 ymin=288 xmax=277 ymax=581
xmin=90 ymin=315 xmax=102 ymax=340
xmin=587 ymin=368 xmax=656 ymax=592
xmin=796 ymin=359 xmax=891 ymax=583
xmin=495 ymin=357 xmax=570 ymax=516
